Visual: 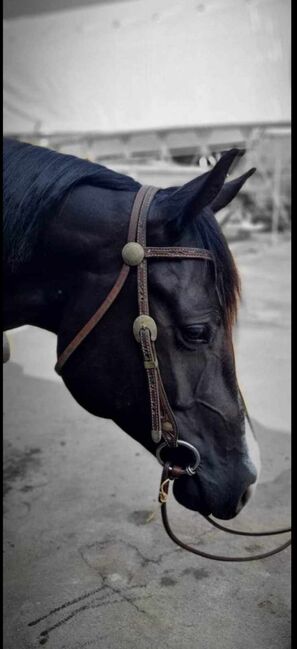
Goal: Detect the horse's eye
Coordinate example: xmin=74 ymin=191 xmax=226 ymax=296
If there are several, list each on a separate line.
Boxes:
xmin=182 ymin=323 xmax=211 ymax=344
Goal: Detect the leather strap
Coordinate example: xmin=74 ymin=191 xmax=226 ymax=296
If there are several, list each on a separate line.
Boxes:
xmin=159 ymin=463 xmax=291 ymax=561
xmin=134 ymin=189 xmax=214 ymax=447
xmin=135 ymin=186 xmax=180 ymax=446
xmin=144 ymin=247 xmax=213 ymax=260
xmin=56 ymin=186 xmax=213 ymax=384
xmin=55 ymin=185 xmax=151 ymax=375
xmin=55 ymin=264 xmax=131 ymax=374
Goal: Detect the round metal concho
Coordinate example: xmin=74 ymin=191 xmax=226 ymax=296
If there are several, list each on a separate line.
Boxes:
xmin=133 ymin=315 xmax=158 ymax=342
xmin=156 ymin=440 xmax=201 ymax=476
xmin=122 ymin=242 xmax=145 ymax=266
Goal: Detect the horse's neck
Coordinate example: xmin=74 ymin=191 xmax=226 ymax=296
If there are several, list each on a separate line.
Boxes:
xmin=3 ymin=184 xmax=134 ymax=333
xmin=44 ymin=183 xmax=134 ymax=269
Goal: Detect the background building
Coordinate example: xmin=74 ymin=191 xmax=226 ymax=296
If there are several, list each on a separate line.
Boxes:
xmin=3 ymin=0 xmax=291 ymax=230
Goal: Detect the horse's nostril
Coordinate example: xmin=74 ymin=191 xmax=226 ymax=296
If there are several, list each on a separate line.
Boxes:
xmin=241 ymin=488 xmax=251 ymax=507
xmin=236 ymin=487 xmax=252 ymax=514
xmin=241 ymin=486 xmax=253 ymax=507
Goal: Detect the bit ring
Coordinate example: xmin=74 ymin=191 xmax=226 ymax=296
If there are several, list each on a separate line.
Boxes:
xmin=156 ymin=440 xmax=201 ymax=476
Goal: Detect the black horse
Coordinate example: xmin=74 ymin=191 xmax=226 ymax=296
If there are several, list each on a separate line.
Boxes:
xmin=3 ymin=138 xmax=260 ymax=520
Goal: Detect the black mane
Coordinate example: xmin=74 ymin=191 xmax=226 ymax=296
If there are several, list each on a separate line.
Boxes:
xmin=3 ymin=138 xmax=140 ymax=273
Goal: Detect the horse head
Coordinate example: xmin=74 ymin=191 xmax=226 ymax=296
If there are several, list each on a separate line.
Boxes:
xmin=51 ymin=150 xmax=260 ymax=519
xmin=3 ymin=140 xmax=260 ymax=520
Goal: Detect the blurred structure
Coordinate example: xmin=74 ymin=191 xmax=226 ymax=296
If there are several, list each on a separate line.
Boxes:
xmin=3 ymin=0 xmax=291 ymax=237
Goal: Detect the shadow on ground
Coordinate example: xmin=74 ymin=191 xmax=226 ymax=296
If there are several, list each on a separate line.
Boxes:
xmin=3 ymin=362 xmax=291 ymax=649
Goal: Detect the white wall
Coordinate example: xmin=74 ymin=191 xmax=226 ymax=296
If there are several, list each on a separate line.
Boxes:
xmin=3 ymin=0 xmax=291 ymax=135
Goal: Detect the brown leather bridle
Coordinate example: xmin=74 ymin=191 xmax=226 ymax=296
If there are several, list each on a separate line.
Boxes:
xmin=55 ymin=185 xmax=291 ymax=561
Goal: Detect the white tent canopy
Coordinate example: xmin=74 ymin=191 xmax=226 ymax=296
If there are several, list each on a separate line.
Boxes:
xmin=3 ymin=0 xmax=290 ymax=136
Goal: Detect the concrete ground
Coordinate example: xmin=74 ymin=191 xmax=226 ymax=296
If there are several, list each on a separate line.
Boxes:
xmin=3 ymin=233 xmax=291 ymax=649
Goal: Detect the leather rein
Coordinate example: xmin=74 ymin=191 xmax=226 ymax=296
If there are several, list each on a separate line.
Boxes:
xmin=55 ymin=185 xmax=291 ymax=561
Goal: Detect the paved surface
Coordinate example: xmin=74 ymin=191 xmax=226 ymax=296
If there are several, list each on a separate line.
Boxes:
xmin=3 ymin=233 xmax=291 ymax=649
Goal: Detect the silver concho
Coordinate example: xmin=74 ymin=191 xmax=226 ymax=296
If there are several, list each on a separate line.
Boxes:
xmin=122 ymin=242 xmax=145 ymax=266
xmin=133 ymin=315 xmax=158 ymax=342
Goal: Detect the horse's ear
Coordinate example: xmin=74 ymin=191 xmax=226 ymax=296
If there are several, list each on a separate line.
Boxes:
xmin=210 ymin=167 xmax=256 ymax=213
xmin=166 ymin=148 xmax=245 ymax=219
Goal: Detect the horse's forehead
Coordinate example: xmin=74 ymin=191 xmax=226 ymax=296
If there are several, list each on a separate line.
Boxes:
xmin=149 ymin=258 xmax=216 ymax=317
xmin=150 ymin=256 xmax=212 ymax=288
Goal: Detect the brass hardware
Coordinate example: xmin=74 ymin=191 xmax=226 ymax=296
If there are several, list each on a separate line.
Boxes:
xmin=122 ymin=242 xmax=144 ymax=266
xmin=144 ymin=359 xmax=158 ymax=369
xmin=162 ymin=421 xmax=173 ymax=433
xmin=151 ymin=428 xmax=162 ymax=443
xmin=133 ymin=315 xmax=158 ymax=342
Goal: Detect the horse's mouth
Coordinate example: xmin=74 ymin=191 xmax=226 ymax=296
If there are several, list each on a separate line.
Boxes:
xmin=172 ymin=474 xmax=249 ymax=520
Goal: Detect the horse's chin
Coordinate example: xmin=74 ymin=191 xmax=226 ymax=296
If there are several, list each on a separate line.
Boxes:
xmin=172 ymin=475 xmax=211 ymax=516
xmin=172 ymin=475 xmax=242 ymax=520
